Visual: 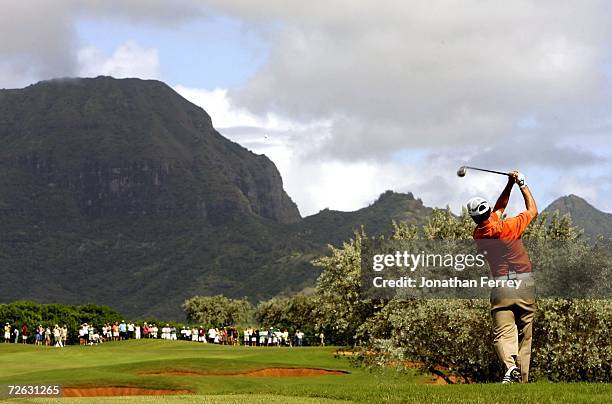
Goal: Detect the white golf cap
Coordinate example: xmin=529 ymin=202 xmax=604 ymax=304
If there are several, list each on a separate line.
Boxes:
xmin=467 ymin=197 xmax=491 ymax=217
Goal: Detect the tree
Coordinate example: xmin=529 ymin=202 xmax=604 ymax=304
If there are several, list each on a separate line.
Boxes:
xmin=255 ymin=292 xmax=318 ymax=335
xmin=182 ymin=295 xmax=253 ymax=327
xmin=422 ymin=208 xmax=473 ymax=240
xmin=312 ymin=230 xmax=384 ymax=345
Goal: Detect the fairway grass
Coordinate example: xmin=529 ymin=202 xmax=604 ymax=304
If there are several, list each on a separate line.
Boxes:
xmin=1 ymin=340 xmax=610 ymax=403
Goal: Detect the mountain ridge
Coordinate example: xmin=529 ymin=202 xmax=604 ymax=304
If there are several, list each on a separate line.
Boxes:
xmin=543 ymin=194 xmax=611 ymax=239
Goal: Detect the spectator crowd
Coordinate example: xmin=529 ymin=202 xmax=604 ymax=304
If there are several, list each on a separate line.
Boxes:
xmin=4 ymin=322 xmax=68 ymax=347
xmin=3 ymin=321 xmax=322 ymax=347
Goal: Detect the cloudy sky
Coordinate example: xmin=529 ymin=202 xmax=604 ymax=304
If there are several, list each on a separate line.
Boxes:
xmin=1 ymin=1 xmax=611 ymax=216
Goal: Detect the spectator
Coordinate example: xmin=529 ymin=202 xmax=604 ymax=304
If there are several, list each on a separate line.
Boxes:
xmin=161 ymin=324 xmax=170 ymax=340
xmin=295 ymin=330 xmax=304 ymax=347
xmin=187 ymin=327 xmax=194 ymax=342
xmin=207 ymin=327 xmax=216 ymax=344
xmin=89 ymin=328 xmax=102 ymax=345
xmin=244 ymin=328 xmax=251 ymax=346
xmin=61 ymin=325 xmax=68 ymax=346
xmin=119 ymin=320 xmax=127 ymax=340
xmin=78 ymin=324 xmax=86 ymax=345
xmin=21 ymin=323 xmax=28 ymax=344
xmin=274 ymin=329 xmax=283 ymax=347
xmin=151 ymin=324 xmax=158 ymax=339
xmin=44 ymin=326 xmax=51 ymax=346
xmin=101 ymin=324 xmax=109 ymax=341
xmin=3 ymin=323 xmax=10 ymax=343
xmin=35 ymin=325 xmax=43 ymax=346
xmin=53 ymin=325 xmax=62 ymax=347
xmin=111 ymin=322 xmax=119 ymax=341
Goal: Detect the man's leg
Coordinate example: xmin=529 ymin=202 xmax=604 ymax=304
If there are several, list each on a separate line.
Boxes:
xmin=491 ymin=303 xmax=519 ymax=372
xmin=515 ymin=300 xmax=536 ymax=383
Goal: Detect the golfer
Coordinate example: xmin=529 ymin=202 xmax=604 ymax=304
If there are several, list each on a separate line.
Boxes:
xmin=468 ymin=170 xmax=537 ymax=383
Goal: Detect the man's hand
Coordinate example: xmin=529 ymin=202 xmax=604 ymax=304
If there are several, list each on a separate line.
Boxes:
xmin=509 ymin=170 xmax=526 ymax=188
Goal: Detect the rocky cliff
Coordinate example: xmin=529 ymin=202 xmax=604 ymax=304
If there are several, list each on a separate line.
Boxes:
xmin=0 ymin=77 xmax=300 ymax=225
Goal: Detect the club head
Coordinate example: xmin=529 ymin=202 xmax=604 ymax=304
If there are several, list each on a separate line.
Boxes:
xmin=457 ymin=166 xmax=467 ymax=177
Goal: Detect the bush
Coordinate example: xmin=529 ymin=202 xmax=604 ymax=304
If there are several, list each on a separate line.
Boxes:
xmin=533 ymin=299 xmax=612 ymax=382
xmin=363 ymin=299 xmax=612 ymax=382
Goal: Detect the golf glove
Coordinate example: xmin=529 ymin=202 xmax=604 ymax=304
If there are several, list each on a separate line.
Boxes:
xmin=516 ymin=172 xmax=526 ymax=188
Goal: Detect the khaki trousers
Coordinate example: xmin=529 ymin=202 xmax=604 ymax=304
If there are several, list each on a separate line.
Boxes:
xmin=490 ymin=284 xmax=536 ymax=383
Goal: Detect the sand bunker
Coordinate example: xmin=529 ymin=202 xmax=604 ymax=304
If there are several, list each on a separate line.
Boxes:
xmin=63 ymin=387 xmax=192 ymax=397
xmin=147 ymin=368 xmax=348 ymax=377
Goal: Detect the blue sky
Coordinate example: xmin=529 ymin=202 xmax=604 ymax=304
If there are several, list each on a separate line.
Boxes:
xmin=76 ymin=16 xmax=268 ymax=89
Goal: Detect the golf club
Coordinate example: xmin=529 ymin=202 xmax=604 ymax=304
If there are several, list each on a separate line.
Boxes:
xmin=457 ymin=166 xmax=510 ymax=178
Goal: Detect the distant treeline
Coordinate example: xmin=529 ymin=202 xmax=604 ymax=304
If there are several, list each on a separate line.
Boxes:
xmin=1 ymin=301 xmax=122 ymax=344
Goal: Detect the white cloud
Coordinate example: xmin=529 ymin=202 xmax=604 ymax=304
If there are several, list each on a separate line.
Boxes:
xmin=211 ymin=1 xmax=611 ymax=158
xmin=77 ymin=41 xmax=161 ymax=79
xmin=193 ymin=0 xmax=612 ymax=214
xmin=0 ymin=1 xmax=76 ymax=88
xmin=0 ymin=1 xmax=205 ymax=87
xmin=174 ymin=84 xmax=537 ymax=216
xmin=174 ymin=82 xmax=612 ymax=217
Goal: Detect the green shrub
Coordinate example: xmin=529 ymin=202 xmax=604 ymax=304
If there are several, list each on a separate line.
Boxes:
xmin=533 ymin=299 xmax=612 ymax=382
xmin=363 ymin=298 xmax=612 ymax=382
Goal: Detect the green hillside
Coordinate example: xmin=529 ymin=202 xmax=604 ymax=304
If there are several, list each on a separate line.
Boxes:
xmin=0 ymin=77 xmax=430 ymax=319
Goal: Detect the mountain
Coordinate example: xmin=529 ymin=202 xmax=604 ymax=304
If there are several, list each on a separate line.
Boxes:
xmin=544 ymin=195 xmax=611 ymax=240
xmin=295 ymin=191 xmax=431 ymax=245
xmin=0 ymin=77 xmax=300 ymax=225
xmin=0 ymin=77 xmax=429 ymax=319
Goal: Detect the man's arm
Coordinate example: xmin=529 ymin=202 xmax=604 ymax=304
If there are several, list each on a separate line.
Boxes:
xmin=520 ymin=184 xmax=538 ymax=219
xmin=493 ymin=174 xmax=515 ymax=214
xmin=501 ymin=178 xmax=538 ymax=239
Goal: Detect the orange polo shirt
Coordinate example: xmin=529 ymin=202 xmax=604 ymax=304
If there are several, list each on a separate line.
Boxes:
xmin=473 ymin=210 xmax=534 ymax=276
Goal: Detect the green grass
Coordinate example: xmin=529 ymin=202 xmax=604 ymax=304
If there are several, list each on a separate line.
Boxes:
xmin=0 ymin=340 xmax=610 ymax=403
